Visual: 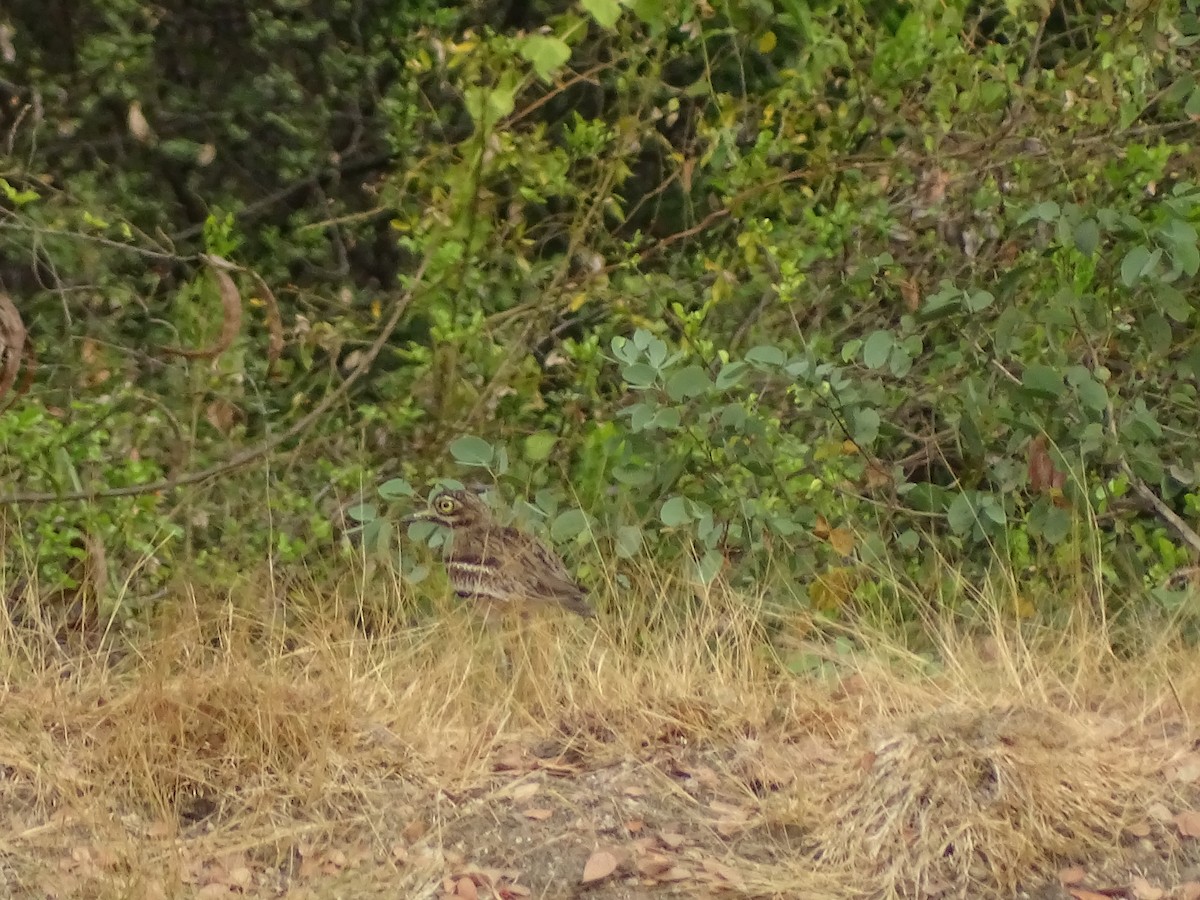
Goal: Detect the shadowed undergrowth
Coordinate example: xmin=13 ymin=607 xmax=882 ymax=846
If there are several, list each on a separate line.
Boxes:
xmin=1 ymin=568 xmax=1199 ymax=899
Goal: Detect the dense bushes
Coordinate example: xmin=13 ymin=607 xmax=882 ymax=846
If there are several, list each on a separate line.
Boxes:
xmin=1 ymin=0 xmax=1198 ymax=628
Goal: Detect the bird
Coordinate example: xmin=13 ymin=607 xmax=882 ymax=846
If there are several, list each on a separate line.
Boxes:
xmin=405 ymin=488 xmax=596 ymax=620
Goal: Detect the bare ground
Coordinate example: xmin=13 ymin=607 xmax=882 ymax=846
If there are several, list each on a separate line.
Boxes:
xmin=2 ymin=580 xmax=1200 ymax=899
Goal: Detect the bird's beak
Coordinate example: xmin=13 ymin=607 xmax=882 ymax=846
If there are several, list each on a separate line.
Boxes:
xmin=402 ymin=508 xmax=433 ymax=525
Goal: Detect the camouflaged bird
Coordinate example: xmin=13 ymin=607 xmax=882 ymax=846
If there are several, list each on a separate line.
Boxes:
xmin=406 ymin=488 xmax=595 ymax=619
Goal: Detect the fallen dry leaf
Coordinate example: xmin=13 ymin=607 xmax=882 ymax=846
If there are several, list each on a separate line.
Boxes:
xmin=631 ymin=836 xmax=658 ymax=853
xmin=701 ymin=857 xmax=740 ymax=882
xmin=455 ymin=876 xmax=478 ymax=900
xmin=227 ymin=867 xmax=252 ymax=888
xmin=658 ymin=866 xmax=691 ymax=882
xmin=1147 ymin=802 xmax=1174 ymax=823
xmin=493 ymin=747 xmax=528 ymax=771
xmin=581 ymin=850 xmax=619 ymax=884
xmin=659 ymin=832 xmax=686 ymax=850
xmin=1172 ymin=754 xmax=1200 ymax=783
xmin=1058 ymin=866 xmax=1086 ymax=885
xmin=1127 ymin=821 xmax=1151 ymax=837
xmin=625 ymin=819 xmax=645 ymax=834
xmin=511 ymin=783 xmax=540 ymax=802
xmin=1176 ymin=809 xmax=1200 ymax=838
xmin=403 ymin=819 xmax=428 ymax=843
xmin=1178 ymin=881 xmax=1200 ymax=900
xmin=637 ymin=855 xmax=674 ymax=878
xmin=1068 ymin=890 xmax=1115 ymax=900
xmin=523 ymin=808 xmax=553 ymax=821
xmin=1130 ymin=875 xmax=1164 ymax=900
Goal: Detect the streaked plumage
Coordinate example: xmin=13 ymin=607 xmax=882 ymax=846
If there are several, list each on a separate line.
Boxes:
xmin=406 ymin=489 xmax=595 ymax=619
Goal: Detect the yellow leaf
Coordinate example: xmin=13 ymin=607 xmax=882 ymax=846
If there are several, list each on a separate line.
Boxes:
xmin=757 ymin=31 xmax=777 ymax=53
xmin=568 ymin=292 xmax=589 ymax=312
xmin=813 ymin=439 xmax=845 ymax=461
xmin=371 ymin=299 xmax=382 ymax=320
xmin=828 ymin=527 xmax=856 ymax=557
xmin=809 ymin=567 xmax=858 ymax=612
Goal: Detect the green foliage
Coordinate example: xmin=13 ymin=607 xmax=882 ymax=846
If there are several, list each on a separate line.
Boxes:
xmin=2 ymin=0 xmax=1199 ymax=631
xmin=0 ymin=401 xmax=178 ymax=607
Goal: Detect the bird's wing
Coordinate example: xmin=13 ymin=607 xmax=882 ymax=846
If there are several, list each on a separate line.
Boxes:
xmin=508 ymin=529 xmax=594 ymax=616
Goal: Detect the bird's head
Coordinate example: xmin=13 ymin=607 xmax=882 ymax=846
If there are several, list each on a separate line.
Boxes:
xmin=405 ymin=488 xmax=490 ymax=530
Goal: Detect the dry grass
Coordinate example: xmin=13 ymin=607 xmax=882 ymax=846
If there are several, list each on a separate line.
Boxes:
xmin=1 ymin=564 xmax=1199 ymax=899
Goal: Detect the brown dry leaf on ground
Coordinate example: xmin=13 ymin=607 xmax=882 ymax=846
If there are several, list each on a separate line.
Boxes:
xmin=581 ymin=849 xmax=619 ymax=883
xmin=1178 ymin=810 xmax=1200 ymax=838
xmin=1059 ymin=866 xmax=1087 ymax=885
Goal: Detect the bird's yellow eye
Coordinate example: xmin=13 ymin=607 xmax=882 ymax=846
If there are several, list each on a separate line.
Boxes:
xmin=436 ymin=495 xmax=456 ymax=514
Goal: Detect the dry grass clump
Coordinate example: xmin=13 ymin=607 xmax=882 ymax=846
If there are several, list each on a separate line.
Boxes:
xmin=0 ymin=562 xmax=1197 ymax=899
xmin=802 ymin=703 xmax=1160 ymax=897
xmin=80 ymin=660 xmax=359 ymax=813
xmin=3 ymin=611 xmax=368 ymax=824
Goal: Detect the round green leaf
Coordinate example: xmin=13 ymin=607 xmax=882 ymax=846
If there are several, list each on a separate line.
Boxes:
xmin=1030 ymin=502 xmax=1071 ymax=545
xmin=406 ymin=519 xmax=436 ymax=541
xmin=1018 ymin=200 xmax=1060 ymax=224
xmin=1073 ymin=219 xmax=1100 ymax=256
xmin=745 ymin=345 xmax=785 ymax=367
xmin=853 ymin=408 xmax=881 ymax=445
xmin=449 ymin=435 xmax=495 ymax=467
xmin=518 ymin=35 xmax=571 ymax=81
xmin=378 ymin=478 xmax=414 ymax=500
xmin=888 ymin=346 xmax=913 ymax=378
xmin=716 ymin=360 xmax=749 ymax=389
xmin=1021 ymin=364 xmax=1066 ymax=399
xmin=622 ymin=362 xmax=658 ymax=387
xmin=946 ymin=492 xmax=976 ymax=536
xmin=613 ymin=466 xmax=654 ymax=487
xmin=581 ymin=0 xmax=622 ymax=28
xmin=615 ymin=525 xmax=643 ymax=559
xmin=550 ymin=508 xmax=589 ymax=542
xmin=524 ymin=432 xmax=557 ymax=462
xmin=347 ymin=502 xmax=378 ymax=523
xmin=1120 ymin=245 xmax=1154 ymax=286
xmin=965 ymin=290 xmax=994 ymax=313
xmin=862 ymin=330 xmax=893 ymax=370
xmin=629 ymin=402 xmax=655 ymax=431
xmin=653 ymin=407 xmax=681 ymax=430
xmin=1074 ymin=375 xmax=1109 ymax=413
xmin=666 ymin=365 xmax=712 ymax=401
xmin=660 ymin=496 xmax=692 ymax=527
